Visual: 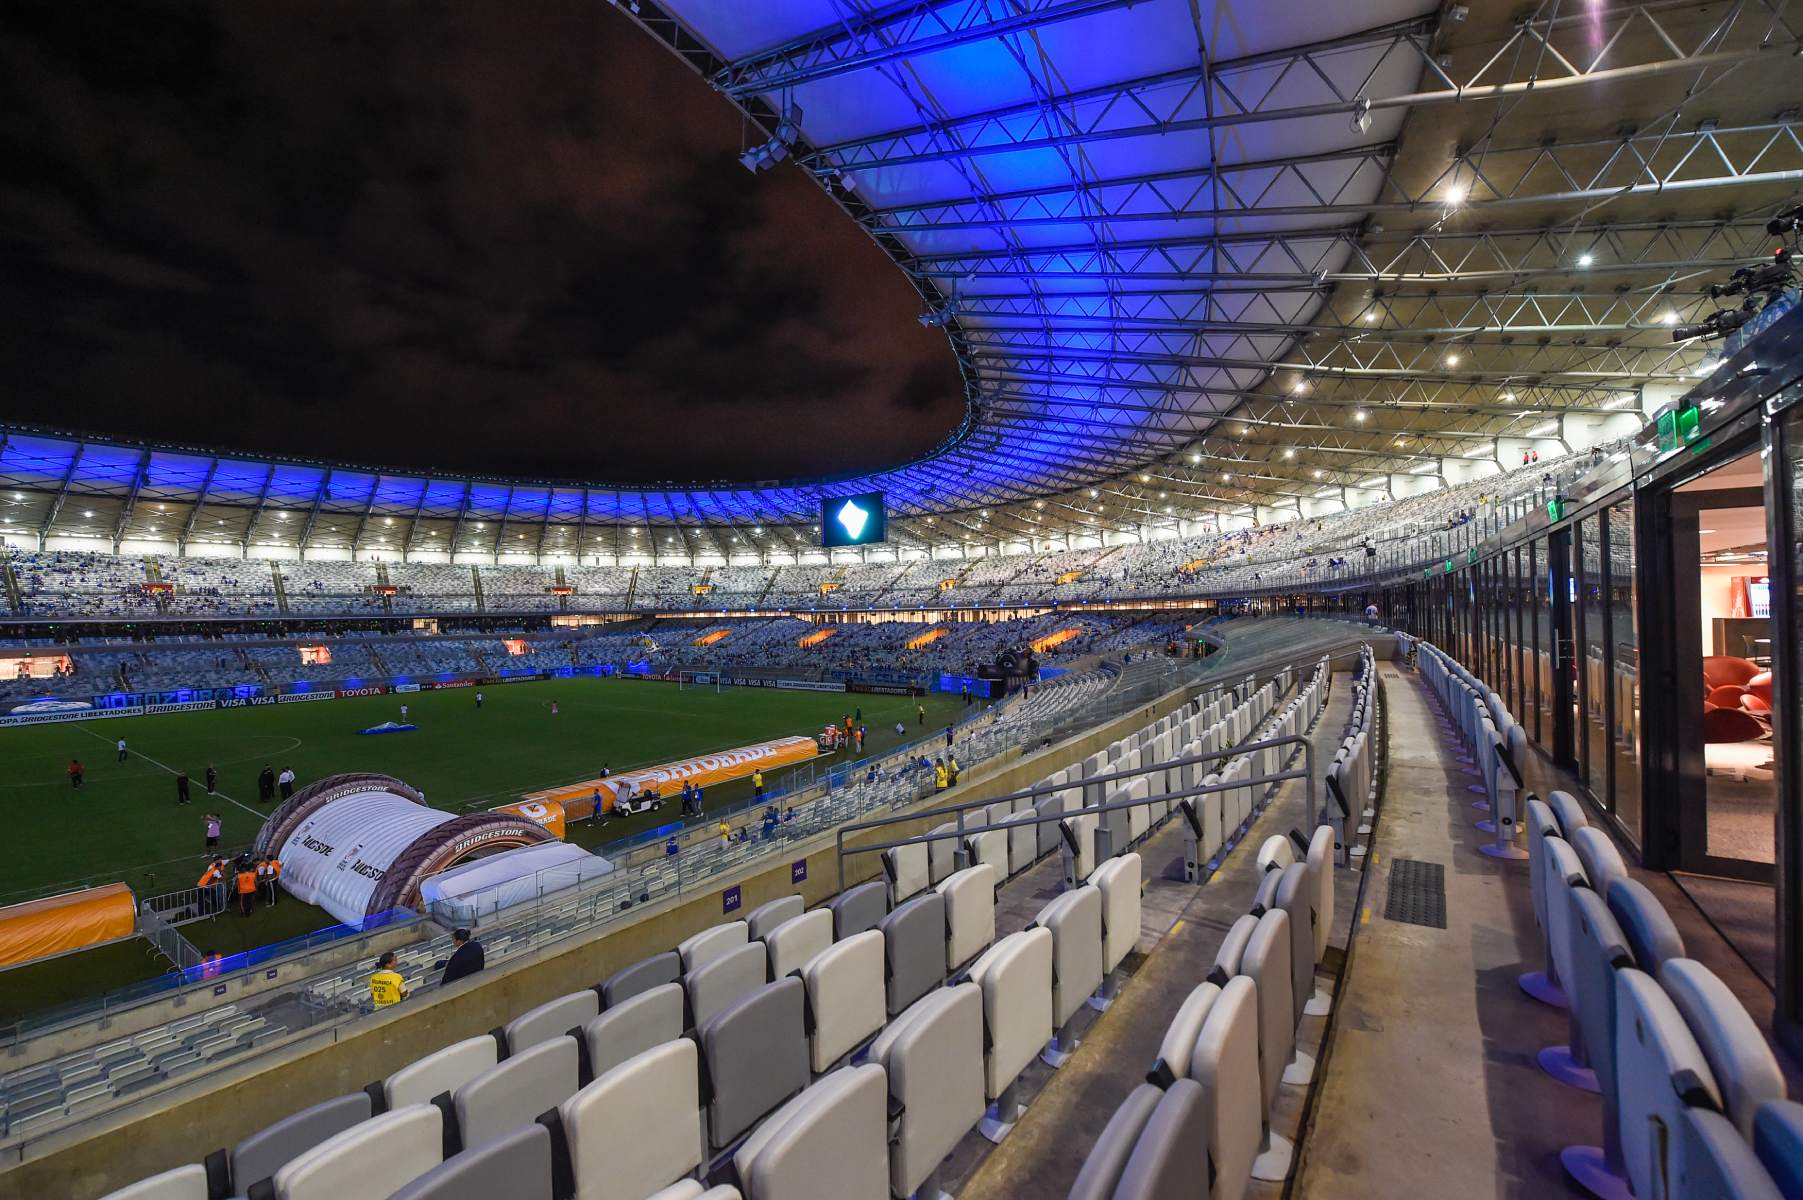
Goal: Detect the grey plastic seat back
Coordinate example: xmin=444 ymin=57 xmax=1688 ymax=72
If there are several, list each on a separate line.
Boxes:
xmin=272 ymin=1105 xmax=441 ymax=1200
xmin=1753 ymin=1099 xmax=1803 ymax=1199
xmin=559 ymin=1039 xmax=702 ymax=1200
xmin=1605 ymin=878 xmax=1685 ymax=976
xmin=1066 ymin=1084 xmax=1162 ymax=1200
xmin=868 ymin=984 xmax=985 ymax=1200
xmin=385 ymin=1035 xmax=500 ymax=1110
xmin=679 ymin=922 xmax=749 ymax=974
xmin=1616 ymin=968 xmax=1722 ymax=1199
xmin=1525 ymin=798 xmax=1558 ymax=934
xmin=1274 ymin=862 xmax=1315 ymax=1029
xmin=828 ymin=881 xmax=888 ymax=941
xmin=97 ymin=1165 xmax=208 ymax=1200
xmin=699 ymin=976 xmax=809 ymax=1151
xmin=1243 ymin=908 xmax=1295 ymax=1111
xmin=1186 ymin=976 xmax=1262 ymax=1200
xmin=1547 ymin=789 xmax=1588 ymax=838
xmin=453 ymin=1035 xmax=579 ymax=1151
xmin=1567 ymin=886 xmax=1631 ymax=1136
xmin=1543 ymin=838 xmax=1588 ymax=1012
xmin=765 ymin=909 xmax=834 ymax=981
xmin=389 ymin=1123 xmax=553 ymax=1200
xmin=803 ymin=930 xmax=886 ymax=1073
xmin=505 ymin=990 xmax=600 ymax=1056
xmin=1571 ymin=826 xmax=1627 ymax=899
xmin=1112 ymin=1079 xmax=1210 ymax=1200
xmin=1678 ymin=1106 xmax=1785 ymax=1200
xmin=601 ymin=951 xmax=680 ymax=1008
xmin=745 ymin=894 xmax=805 ymax=942
xmin=686 ymin=941 xmax=769 ymax=1030
xmin=231 ymin=1091 xmax=373 ymax=1196
xmin=1660 ymin=958 xmax=1787 ymax=1140
xmin=1034 ymin=792 xmax=1065 ymax=859
xmin=938 ymin=863 xmax=998 ymax=974
xmin=583 ymin=983 xmax=684 ymax=1081
xmin=732 ymin=1063 xmax=889 ymax=1200
xmin=879 ymin=891 xmax=947 ymax=1016
xmin=927 ymin=822 xmax=959 ymax=885
xmin=1211 ymin=914 xmax=1259 ymax=980
xmin=1037 ymin=885 xmax=1104 ymax=1030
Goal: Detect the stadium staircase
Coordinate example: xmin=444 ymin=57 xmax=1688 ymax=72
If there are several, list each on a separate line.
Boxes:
xmin=552 ymin=566 xmax=568 ymax=613
xmin=241 ymin=647 xmax=274 ymax=688
xmin=865 ymin=562 xmax=911 ymax=607
xmin=365 ymin=643 xmax=392 ymax=676
xmin=374 ymin=563 xmax=392 ymax=615
xmin=269 ymin=563 xmax=290 ymax=613
xmin=469 ymin=644 xmax=493 ymax=675
xmin=753 ymin=569 xmax=778 ymax=608
xmin=470 ymin=565 xmax=485 ymax=612
xmin=622 ymin=566 xmax=638 ymax=610
xmin=0 ymin=558 xmax=19 ymax=612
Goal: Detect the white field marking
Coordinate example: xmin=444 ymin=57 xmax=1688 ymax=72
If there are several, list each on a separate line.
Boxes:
xmin=79 ymin=727 xmax=265 ymax=820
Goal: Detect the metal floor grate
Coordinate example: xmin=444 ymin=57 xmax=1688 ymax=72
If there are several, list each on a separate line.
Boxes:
xmin=1384 ymin=858 xmax=1447 ymax=929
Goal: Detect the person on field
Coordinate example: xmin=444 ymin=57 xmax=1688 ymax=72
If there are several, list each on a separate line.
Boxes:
xmin=235 ymin=861 xmax=257 ymax=917
xmin=438 ymin=928 xmax=485 ymax=987
xmin=278 ymin=766 xmax=296 ymax=799
xmin=197 ymin=858 xmax=224 ymax=915
xmin=68 ymin=758 xmax=83 ymax=789
xmin=257 ymin=765 xmax=275 ymax=803
xmin=204 ymin=813 xmax=221 ymax=851
xmin=176 ymin=771 xmax=190 ymax=805
xmin=550 ymin=700 xmax=560 ymax=716
xmin=116 ymin=737 xmax=128 ymax=763
xmin=204 ymin=763 xmax=217 ymax=794
xmin=369 ymin=952 xmax=408 ymax=1007
xmin=400 ymin=703 xmax=409 ymax=722
xmin=917 ymin=703 xmax=925 ymax=726
xmin=475 ymin=691 xmax=483 ymax=709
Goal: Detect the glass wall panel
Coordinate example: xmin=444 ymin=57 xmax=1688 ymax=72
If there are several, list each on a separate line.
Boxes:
xmin=1581 ymin=515 xmax=1610 ymax=804
xmin=1532 ymin=539 xmax=1551 ymax=746
xmin=1609 ymin=499 xmax=1641 ymax=839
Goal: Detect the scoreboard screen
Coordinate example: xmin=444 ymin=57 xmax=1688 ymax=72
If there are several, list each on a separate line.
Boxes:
xmin=820 ymin=491 xmax=887 ymax=547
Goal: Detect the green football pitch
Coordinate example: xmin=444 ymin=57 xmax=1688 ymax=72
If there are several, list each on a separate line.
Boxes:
xmin=0 ymin=678 xmax=966 ymax=909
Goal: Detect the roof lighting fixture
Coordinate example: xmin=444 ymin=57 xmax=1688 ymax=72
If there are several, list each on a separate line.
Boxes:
xmin=1445 ymin=352 xmax=1461 ymax=367
xmin=1088 ymin=488 xmax=1099 ymax=498
xmin=83 ymin=510 xmax=94 ymax=517
xmin=1364 ymin=309 xmax=1379 ymax=323
xmin=1283 ymin=448 xmax=1295 ymax=459
xmin=1443 ymin=182 xmax=1467 ymax=206
xmin=1314 ymin=469 xmax=1325 ymax=479
xmin=1353 ymin=410 xmax=1367 ymax=422
xmin=1291 ymin=380 xmax=1307 ymax=394
xmin=1188 ymin=453 xmax=1201 ymax=465
xmin=1577 ymin=252 xmax=1594 ymax=268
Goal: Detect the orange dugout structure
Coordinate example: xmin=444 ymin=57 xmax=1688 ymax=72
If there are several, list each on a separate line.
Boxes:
xmin=0 ymin=883 xmax=136 ymax=969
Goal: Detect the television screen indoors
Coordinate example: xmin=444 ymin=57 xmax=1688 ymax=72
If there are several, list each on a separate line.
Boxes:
xmin=820 ymin=491 xmax=887 ymax=547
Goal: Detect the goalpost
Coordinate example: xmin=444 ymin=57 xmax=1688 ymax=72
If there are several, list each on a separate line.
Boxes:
xmin=677 ymin=671 xmax=723 ymax=693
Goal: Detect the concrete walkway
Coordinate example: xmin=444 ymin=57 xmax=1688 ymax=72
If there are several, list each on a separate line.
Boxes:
xmin=1292 ymin=664 xmax=1589 ymax=1198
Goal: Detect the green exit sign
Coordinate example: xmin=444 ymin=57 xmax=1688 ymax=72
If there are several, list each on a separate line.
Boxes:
xmin=1546 ymin=497 xmax=1566 ymax=522
xmin=1444 ymin=560 xmax=1455 ymax=574
xmin=1655 ymin=402 xmax=1702 ymax=453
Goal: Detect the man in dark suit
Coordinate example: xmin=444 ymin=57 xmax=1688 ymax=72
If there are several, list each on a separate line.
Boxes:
xmin=438 ymin=928 xmax=485 ymax=987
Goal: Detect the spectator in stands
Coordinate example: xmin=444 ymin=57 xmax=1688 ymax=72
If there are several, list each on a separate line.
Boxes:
xmin=438 ymin=928 xmax=484 ymax=986
xmin=691 ymin=784 xmax=704 ymax=816
xmin=752 ymin=769 xmax=765 ymax=800
xmin=68 ymin=758 xmax=83 ymax=789
xmin=947 ymin=754 xmax=960 ymax=787
xmin=204 ymin=763 xmax=217 ymax=795
xmin=257 ymin=765 xmax=275 ymax=803
xmin=204 ymin=813 xmax=221 ymax=851
xmin=277 ymin=766 xmax=296 ymax=799
xmin=235 ymin=860 xmax=257 ymax=917
xmin=934 ymin=759 xmax=948 ymax=791
xmin=369 ymin=952 xmax=408 ymax=1007
xmin=762 ymin=806 xmax=780 ymax=840
xmin=116 ymin=737 xmax=128 ymax=763
xmin=944 ymin=724 xmax=954 ymax=750
xmin=176 ymin=771 xmax=190 ymax=805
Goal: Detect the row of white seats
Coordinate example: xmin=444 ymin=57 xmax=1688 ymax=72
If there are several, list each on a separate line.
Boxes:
xmin=1523 ymin=791 xmax=1803 ymax=1197
xmin=1072 ymin=823 xmax=1339 ymax=1199
xmin=1323 ymin=646 xmax=1379 ymax=859
xmin=1414 ymin=638 xmax=1530 ymax=859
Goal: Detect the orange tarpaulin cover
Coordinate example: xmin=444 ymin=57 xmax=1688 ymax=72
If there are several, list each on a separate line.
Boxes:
xmin=0 ymin=883 xmax=136 ymax=969
xmin=491 ymin=798 xmax=568 ymax=840
xmin=521 ymin=735 xmax=820 ymax=820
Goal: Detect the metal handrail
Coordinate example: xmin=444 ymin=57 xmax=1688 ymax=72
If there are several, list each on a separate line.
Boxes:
xmin=834 ymin=731 xmax=1316 ymax=891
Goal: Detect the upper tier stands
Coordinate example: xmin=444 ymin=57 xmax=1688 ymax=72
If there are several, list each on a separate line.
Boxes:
xmin=0 ymin=445 xmax=1614 ymax=626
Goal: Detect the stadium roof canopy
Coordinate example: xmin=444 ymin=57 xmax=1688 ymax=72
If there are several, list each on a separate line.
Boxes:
xmin=3 ymin=0 xmax=1800 ymax=560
